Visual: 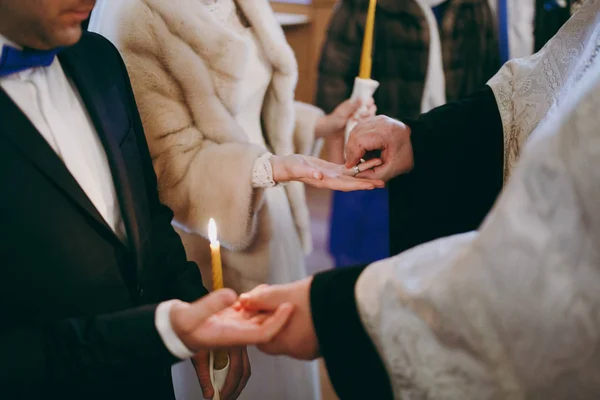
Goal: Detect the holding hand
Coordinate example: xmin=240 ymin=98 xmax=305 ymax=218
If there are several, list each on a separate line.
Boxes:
xmin=270 ymin=154 xmax=385 ymax=191
xmin=170 ymin=290 xmax=293 ymax=399
xmin=345 ymin=115 xmax=414 ymax=182
xmin=192 ymin=347 xmax=250 ymax=400
xmin=169 ymin=289 xmax=293 ymax=353
xmin=239 ymin=278 xmax=319 ymax=360
xmin=315 ymin=98 xmax=377 ymax=139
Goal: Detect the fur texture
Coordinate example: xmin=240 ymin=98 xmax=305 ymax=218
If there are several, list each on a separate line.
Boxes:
xmin=90 ymin=0 xmax=323 ymax=291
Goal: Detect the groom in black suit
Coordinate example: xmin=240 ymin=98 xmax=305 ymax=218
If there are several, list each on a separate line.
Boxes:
xmin=0 ymin=1 xmax=292 ymax=399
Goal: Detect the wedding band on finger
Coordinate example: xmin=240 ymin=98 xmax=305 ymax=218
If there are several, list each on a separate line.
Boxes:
xmin=353 ymin=165 xmax=361 ymax=176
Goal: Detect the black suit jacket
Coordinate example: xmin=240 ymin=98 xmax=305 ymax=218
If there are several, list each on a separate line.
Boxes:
xmin=0 ymin=32 xmax=207 ymax=399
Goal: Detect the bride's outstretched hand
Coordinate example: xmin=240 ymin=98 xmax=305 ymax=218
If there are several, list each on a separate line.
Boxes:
xmin=270 ymin=154 xmax=385 ymax=191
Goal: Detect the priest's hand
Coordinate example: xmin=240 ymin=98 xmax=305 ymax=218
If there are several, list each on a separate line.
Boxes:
xmin=169 ymin=289 xmax=294 ymax=353
xmin=192 ymin=347 xmax=250 ymax=400
xmin=270 ymin=154 xmax=385 ymax=191
xmin=345 ymin=115 xmax=414 ymax=182
xmin=238 ymin=278 xmax=319 ymax=360
xmin=315 ymin=98 xmax=377 ymax=139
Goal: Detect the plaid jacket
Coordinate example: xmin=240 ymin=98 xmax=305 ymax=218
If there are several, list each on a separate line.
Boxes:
xmin=316 ymin=0 xmax=500 ymax=119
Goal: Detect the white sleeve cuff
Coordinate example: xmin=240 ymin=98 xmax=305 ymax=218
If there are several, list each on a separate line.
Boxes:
xmin=155 ymin=300 xmax=195 ymax=360
xmin=251 ymin=152 xmax=277 ymax=188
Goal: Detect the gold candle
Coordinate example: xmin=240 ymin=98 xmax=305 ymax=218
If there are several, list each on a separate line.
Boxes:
xmin=208 ymin=218 xmax=228 ymax=370
xmin=358 ymin=0 xmax=377 ymax=79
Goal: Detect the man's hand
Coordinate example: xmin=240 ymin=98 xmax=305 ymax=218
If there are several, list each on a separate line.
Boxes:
xmin=238 ymin=278 xmax=319 ymax=360
xmin=170 ymin=289 xmax=294 ymax=352
xmin=192 ymin=347 xmax=250 ymax=400
xmin=345 ymin=115 xmax=414 ymax=182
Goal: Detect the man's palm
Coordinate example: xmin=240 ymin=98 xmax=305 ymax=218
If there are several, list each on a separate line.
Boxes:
xmin=170 ymin=290 xmax=294 ymax=351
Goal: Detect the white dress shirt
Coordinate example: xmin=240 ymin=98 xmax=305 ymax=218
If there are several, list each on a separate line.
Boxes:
xmin=0 ymin=34 xmax=127 ymax=241
xmin=0 ymin=34 xmax=192 ymax=360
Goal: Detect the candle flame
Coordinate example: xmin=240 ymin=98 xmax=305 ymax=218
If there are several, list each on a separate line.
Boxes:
xmin=208 ymin=218 xmax=218 ymax=243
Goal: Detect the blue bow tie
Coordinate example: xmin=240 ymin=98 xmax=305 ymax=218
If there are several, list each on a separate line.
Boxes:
xmin=0 ymin=45 xmax=61 ymax=77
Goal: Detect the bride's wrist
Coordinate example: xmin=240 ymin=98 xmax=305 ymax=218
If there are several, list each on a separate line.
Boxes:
xmin=270 ymin=156 xmax=286 ymax=183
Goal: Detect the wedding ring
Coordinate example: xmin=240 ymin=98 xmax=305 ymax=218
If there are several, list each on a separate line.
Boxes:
xmin=353 ymin=165 xmax=360 ymax=176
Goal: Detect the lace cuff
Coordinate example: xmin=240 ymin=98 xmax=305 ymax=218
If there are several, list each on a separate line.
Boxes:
xmin=252 ymin=152 xmax=277 ymax=188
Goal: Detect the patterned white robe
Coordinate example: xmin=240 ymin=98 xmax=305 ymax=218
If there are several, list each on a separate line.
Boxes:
xmin=355 ymin=1 xmax=600 ymax=398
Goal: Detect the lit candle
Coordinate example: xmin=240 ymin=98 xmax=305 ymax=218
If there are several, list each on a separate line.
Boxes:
xmin=359 ymin=0 xmax=377 ymax=79
xmin=208 ymin=218 xmax=228 ymax=372
xmin=208 ymin=218 xmax=223 ymax=291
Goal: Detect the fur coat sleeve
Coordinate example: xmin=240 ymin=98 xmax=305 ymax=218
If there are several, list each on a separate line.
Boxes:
xmin=90 ymin=0 xmax=325 ymax=255
xmin=293 ymin=101 xmax=325 ymax=157
xmin=109 ymin=2 xmax=268 ymax=251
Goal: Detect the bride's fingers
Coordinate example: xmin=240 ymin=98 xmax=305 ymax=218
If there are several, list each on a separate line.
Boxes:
xmin=354 ymin=171 xmax=386 ymax=187
xmin=290 ymin=160 xmax=323 ymax=181
xmin=342 ymin=158 xmax=383 ymax=177
xmin=342 ymin=172 xmax=385 ymax=188
xmin=332 ymin=178 xmax=381 ymax=192
xmin=300 ymin=176 xmax=379 ymax=192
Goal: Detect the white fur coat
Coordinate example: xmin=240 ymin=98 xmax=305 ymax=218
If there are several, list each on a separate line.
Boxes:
xmin=89 ymin=0 xmax=324 ymax=291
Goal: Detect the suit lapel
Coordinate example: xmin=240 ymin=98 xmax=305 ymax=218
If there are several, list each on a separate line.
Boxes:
xmin=59 ymin=46 xmax=144 ymax=280
xmin=0 ymin=88 xmax=119 ymax=242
